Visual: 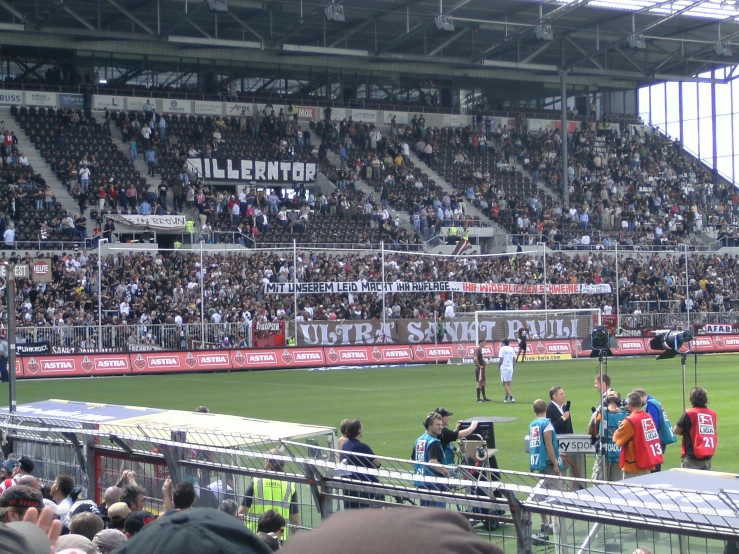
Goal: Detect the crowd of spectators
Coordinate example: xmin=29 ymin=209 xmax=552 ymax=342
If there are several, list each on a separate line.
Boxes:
xmin=0 ymin=455 xmax=506 ymax=554
xmin=0 ymin=120 xmax=79 ymax=247
xmin=3 ymin=249 xmax=737 ymax=350
xmin=418 ymin=114 xmax=735 ymax=251
xmin=319 ymin=115 xmax=484 ymax=245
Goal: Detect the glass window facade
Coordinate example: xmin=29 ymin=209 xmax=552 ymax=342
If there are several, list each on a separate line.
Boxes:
xmin=639 ymin=69 xmax=739 ymax=185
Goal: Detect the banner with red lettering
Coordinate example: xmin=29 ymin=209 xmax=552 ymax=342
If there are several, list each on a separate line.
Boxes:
xmin=265 ymin=281 xmax=612 ymax=295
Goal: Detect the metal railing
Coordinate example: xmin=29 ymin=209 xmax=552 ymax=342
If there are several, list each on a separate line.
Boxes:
xmin=16 ymin=322 xmax=252 ymax=352
xmin=1 ymin=413 xmax=737 ymax=552
xmin=9 ymin=311 xmax=737 ymax=352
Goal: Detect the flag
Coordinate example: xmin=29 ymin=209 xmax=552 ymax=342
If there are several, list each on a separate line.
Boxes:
xmin=452 ymin=238 xmax=471 ymax=256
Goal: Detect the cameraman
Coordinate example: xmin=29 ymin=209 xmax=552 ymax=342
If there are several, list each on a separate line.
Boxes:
xmin=433 ymin=408 xmax=479 ymax=465
xmin=588 ymin=391 xmax=626 ymax=481
xmin=546 ymin=387 xmax=573 ymax=434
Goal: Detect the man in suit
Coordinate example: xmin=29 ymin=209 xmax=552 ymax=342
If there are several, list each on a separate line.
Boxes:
xmin=546 ymin=386 xmax=573 ymax=435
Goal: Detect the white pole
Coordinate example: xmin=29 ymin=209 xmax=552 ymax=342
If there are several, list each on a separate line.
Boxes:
xmin=542 ymin=243 xmax=548 ymax=312
xmin=685 ymin=248 xmax=690 ymax=327
xmin=615 ymin=242 xmax=620 ymax=329
xmin=434 ymin=311 xmax=439 ymax=365
xmin=200 ymin=240 xmax=205 ymax=348
xmin=293 ymin=239 xmax=298 ymax=344
xmin=97 ymin=237 xmax=109 ymax=351
xmin=381 ymin=241 xmax=387 ymax=343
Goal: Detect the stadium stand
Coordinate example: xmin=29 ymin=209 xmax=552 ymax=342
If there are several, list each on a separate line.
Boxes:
xmin=5 ymin=249 xmax=736 ymax=338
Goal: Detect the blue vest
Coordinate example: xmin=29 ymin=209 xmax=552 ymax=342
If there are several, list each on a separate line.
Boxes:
xmin=529 ymin=417 xmax=563 ymax=471
xmin=647 ymin=397 xmax=677 ymax=445
xmin=441 ymin=439 xmax=456 ymax=465
xmin=602 ymin=410 xmax=627 ymax=462
xmin=414 ymin=433 xmax=443 ymax=487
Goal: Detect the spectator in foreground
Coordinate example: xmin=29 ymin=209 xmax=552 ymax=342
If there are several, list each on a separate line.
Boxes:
xmin=93 ymin=528 xmax=128 ymax=554
xmin=124 ymin=510 xmax=156 ymax=539
xmin=0 ymin=486 xmax=44 ymax=523
xmin=114 ymin=508 xmax=272 ymax=554
xmin=218 ymin=499 xmax=239 ymax=518
xmin=56 ymin=534 xmax=97 ymax=554
xmin=68 ymin=511 xmax=104 ymax=541
xmin=280 ymin=507 xmax=503 ymax=554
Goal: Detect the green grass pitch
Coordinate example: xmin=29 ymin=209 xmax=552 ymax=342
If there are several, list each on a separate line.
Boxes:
xmin=2 ymin=353 xmax=736 ymax=475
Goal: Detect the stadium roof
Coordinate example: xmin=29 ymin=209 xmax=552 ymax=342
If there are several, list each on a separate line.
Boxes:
xmin=2 ymin=0 xmax=739 ymax=91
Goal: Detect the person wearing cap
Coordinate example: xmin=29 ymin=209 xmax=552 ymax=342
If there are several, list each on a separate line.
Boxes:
xmin=0 ymin=519 xmax=54 ymax=554
xmin=94 ymin=528 xmax=128 ymax=554
xmin=107 ymin=502 xmax=131 ymax=531
xmin=279 ymin=506 xmax=504 ymax=554
xmin=238 ymin=449 xmax=299 ymax=535
xmin=0 ymin=458 xmax=16 ymax=493
xmin=340 ymin=419 xmax=381 ymax=509
xmin=412 ymin=412 xmax=451 ymax=508
xmin=434 ymin=408 xmax=479 ymax=465
xmin=0 ymin=485 xmax=44 ymax=523
xmin=56 ymin=533 xmax=98 ymax=554
xmin=124 ymin=510 xmax=156 ymax=538
xmin=11 ymin=457 xmax=34 ymax=484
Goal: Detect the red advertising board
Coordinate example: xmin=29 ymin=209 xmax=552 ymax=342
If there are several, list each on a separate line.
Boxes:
xmin=611 ymin=338 xmax=647 ymax=356
xmin=13 ymin=335 xmax=739 ymax=379
xmin=412 ymin=344 xmax=456 ymax=363
xmin=20 ymin=354 xmax=131 ymax=378
xmin=555 ymin=120 xmax=578 ymax=133
xmin=297 ymin=106 xmax=316 ymax=120
xmin=530 ymin=340 xmax=573 ymax=356
xmin=324 ymin=345 xmax=414 ymax=365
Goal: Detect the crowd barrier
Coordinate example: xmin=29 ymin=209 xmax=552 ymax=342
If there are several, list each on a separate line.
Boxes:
xmin=13 ymin=334 xmax=739 ymax=379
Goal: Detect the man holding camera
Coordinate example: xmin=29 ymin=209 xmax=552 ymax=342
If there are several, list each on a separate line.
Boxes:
xmin=587 ymin=391 xmax=626 ymax=481
xmin=546 ymin=387 xmax=573 ymax=435
xmin=434 ymin=408 xmax=479 ymax=465
xmin=614 ymin=392 xmax=664 ymax=478
xmin=412 ymin=413 xmax=450 ymax=508
xmin=674 ymin=386 xmax=717 ymax=471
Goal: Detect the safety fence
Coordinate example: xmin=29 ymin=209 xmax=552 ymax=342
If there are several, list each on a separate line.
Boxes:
xmin=11 ymin=311 xmax=739 ymax=356
xmin=0 ymin=412 xmax=737 ymax=554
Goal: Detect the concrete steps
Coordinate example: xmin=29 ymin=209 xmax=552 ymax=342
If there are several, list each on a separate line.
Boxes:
xmin=407 ymin=151 xmax=507 ymax=237
xmin=1 ymin=108 xmax=90 ymax=226
xmin=325 ymin=150 xmax=417 ymax=237
xmin=109 ymin=122 xmax=158 ymax=189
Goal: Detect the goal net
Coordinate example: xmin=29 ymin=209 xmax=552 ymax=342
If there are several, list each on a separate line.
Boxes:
xmin=473 ymin=309 xmax=602 ymax=348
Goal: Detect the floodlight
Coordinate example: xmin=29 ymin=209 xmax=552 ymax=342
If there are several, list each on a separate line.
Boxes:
xmin=627 ymin=34 xmax=646 ymax=49
xmin=435 ymin=15 xmax=454 ymax=32
xmin=535 ymin=25 xmax=553 ymax=41
xmin=649 ymin=329 xmax=694 ymax=360
xmin=583 ymin=326 xmax=614 ymax=358
xmin=714 ymin=42 xmax=733 ymax=57
xmin=207 ymin=0 xmax=228 ymax=11
xmin=325 ymin=5 xmax=345 ymax=22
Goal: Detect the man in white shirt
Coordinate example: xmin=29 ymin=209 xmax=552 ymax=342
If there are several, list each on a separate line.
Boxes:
xmin=498 ymin=338 xmax=517 ymax=403
xmin=3 ymin=227 xmax=14 ymax=249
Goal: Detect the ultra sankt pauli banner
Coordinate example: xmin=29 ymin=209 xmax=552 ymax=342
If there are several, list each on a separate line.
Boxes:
xmin=265 ymin=281 xmax=612 ymax=295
